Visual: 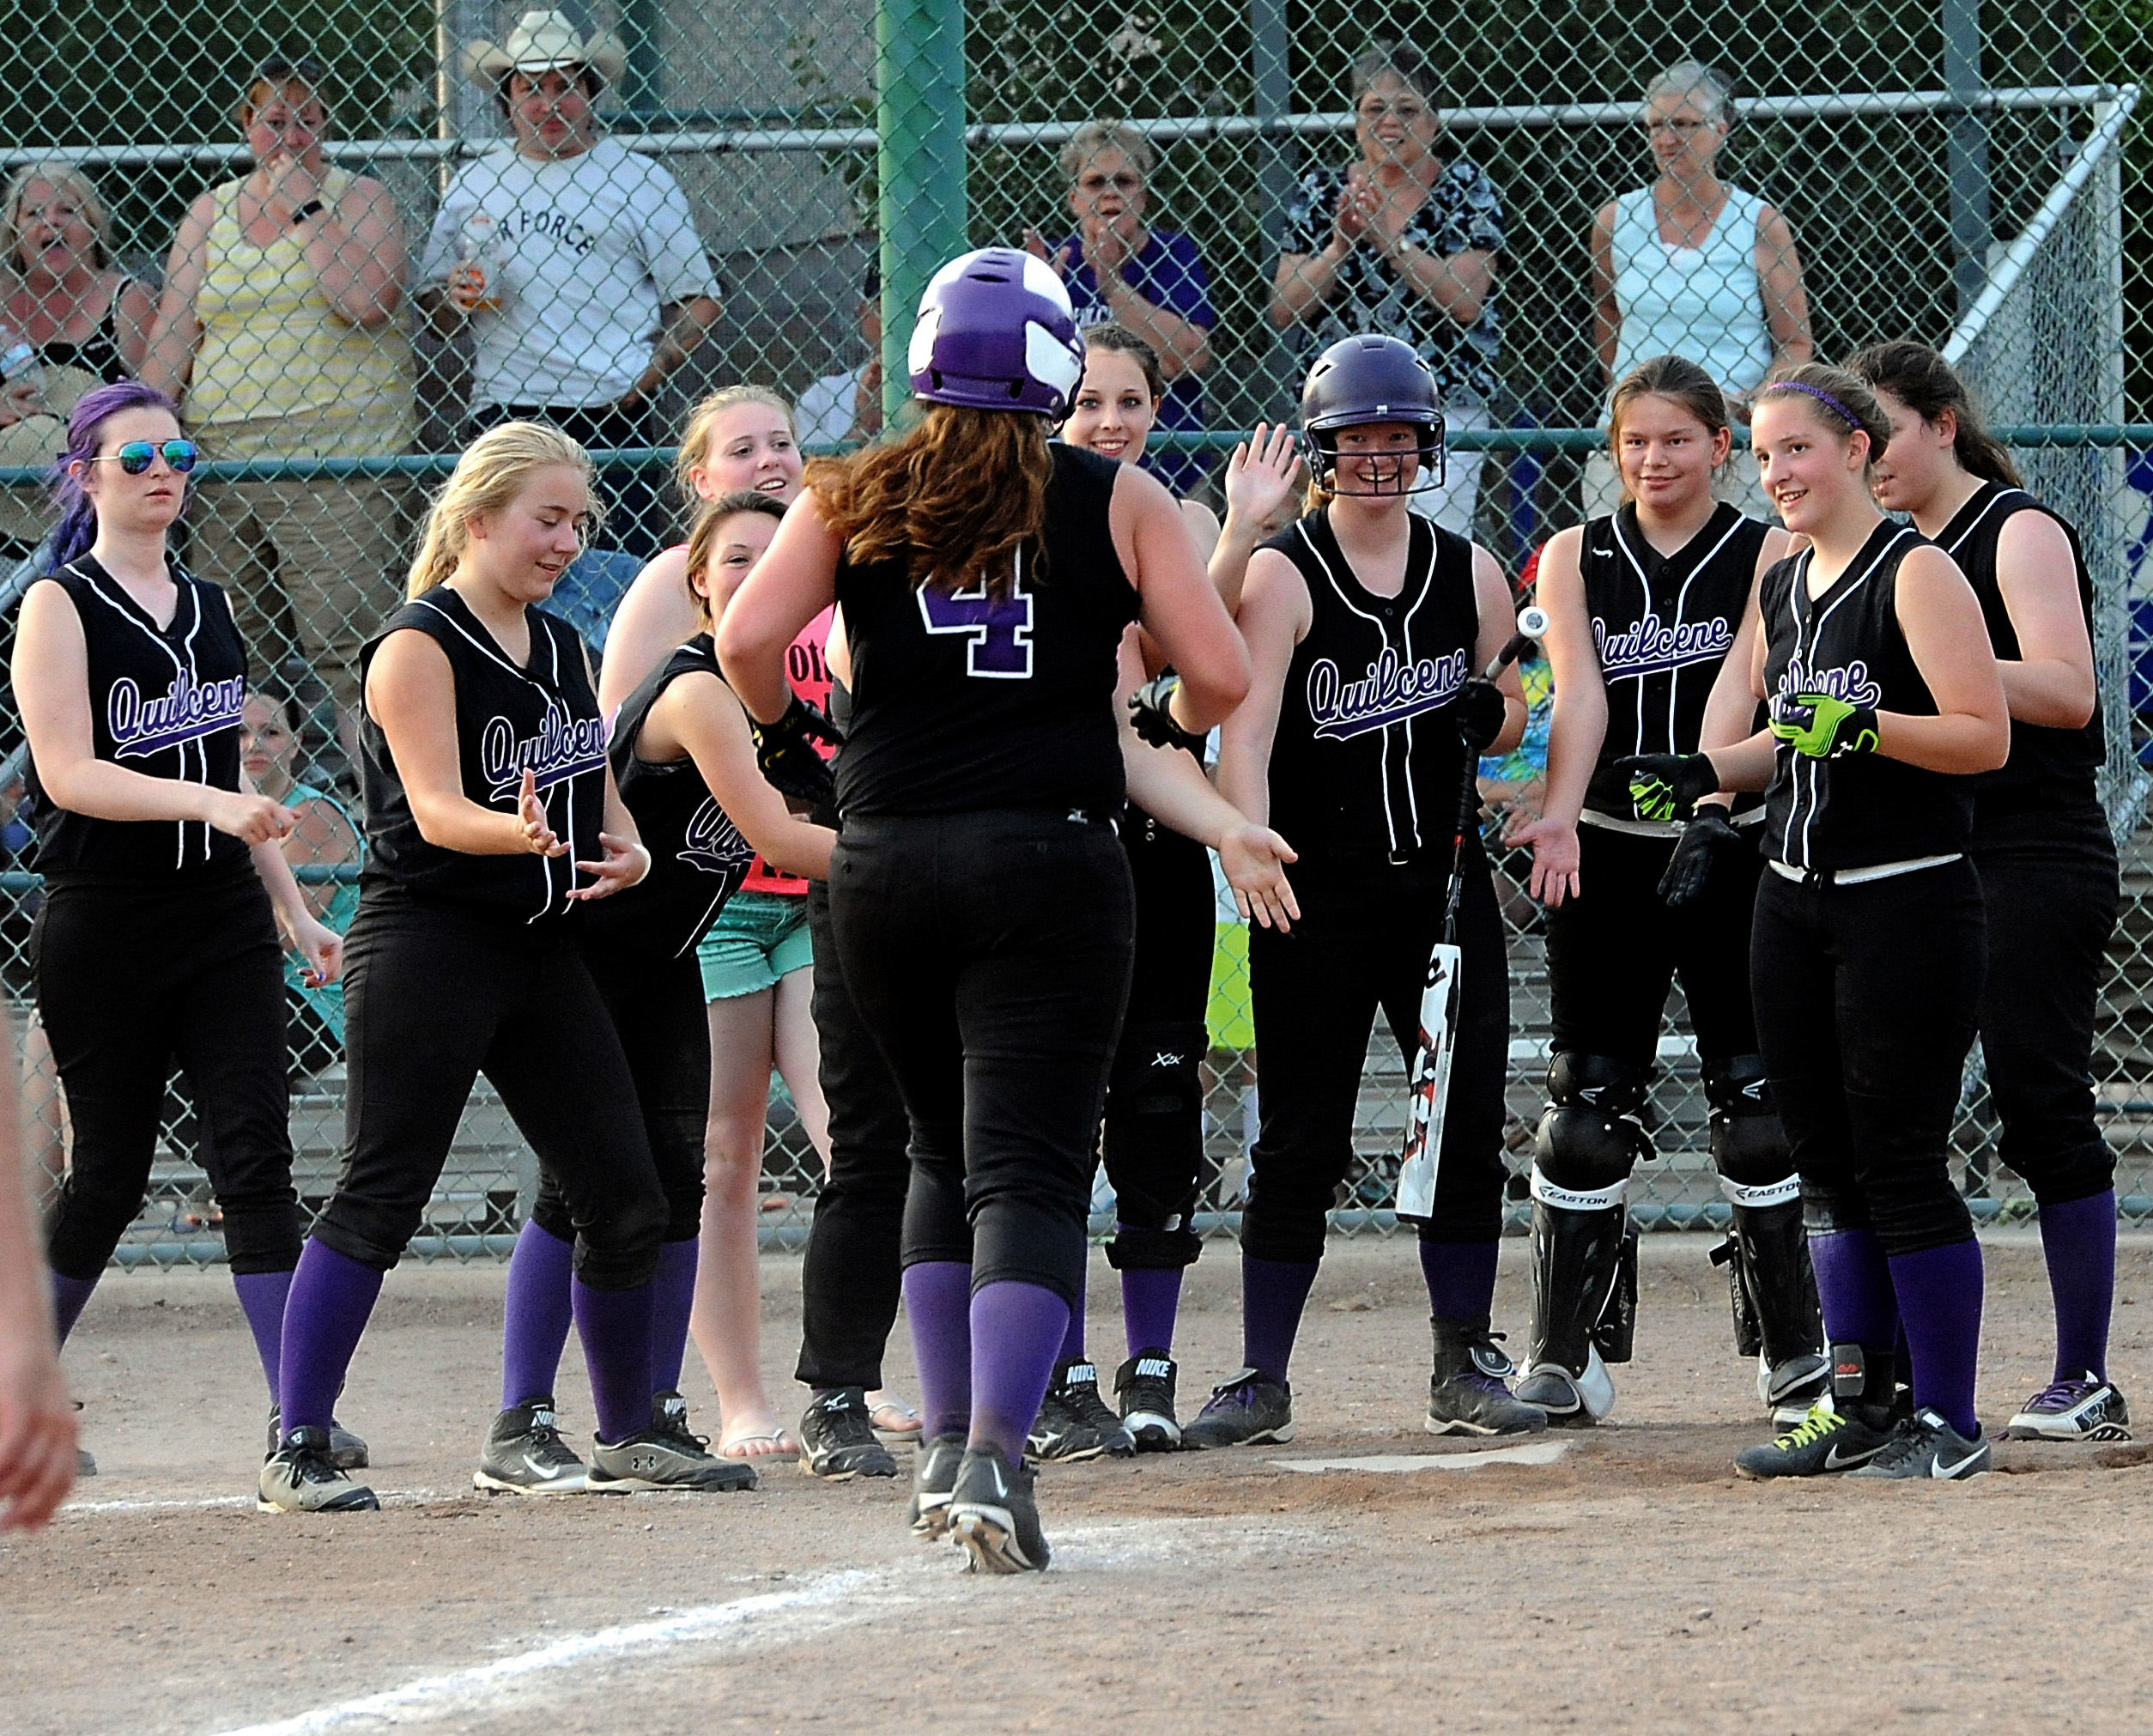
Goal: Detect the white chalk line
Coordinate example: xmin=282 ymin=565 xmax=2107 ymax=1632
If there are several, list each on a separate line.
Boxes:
xmin=65 ymin=1489 xmax=449 ymax=1516
xmin=1269 ymin=1439 xmax=1572 ymax=1474
xmin=204 ymin=1516 xmax=1304 ymax=1735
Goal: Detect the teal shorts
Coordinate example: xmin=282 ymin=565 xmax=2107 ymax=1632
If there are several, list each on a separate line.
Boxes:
xmin=697 ymin=888 xmax=813 ymax=1001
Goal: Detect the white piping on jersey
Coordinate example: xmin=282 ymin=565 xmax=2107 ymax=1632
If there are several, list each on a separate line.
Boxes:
xmin=1609 ymin=511 xmax=1746 ymax=763
xmin=68 ymin=561 xmax=213 ymax=871
xmin=1292 ymin=519 xmax=1444 ymax=855
xmin=1938 ymin=484 xmax=2029 ymax=558
xmin=1775 ymin=527 xmax=1919 ymax=869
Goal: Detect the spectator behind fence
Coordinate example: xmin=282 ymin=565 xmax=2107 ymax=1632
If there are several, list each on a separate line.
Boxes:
xmin=142 ymin=52 xmax=415 ymax=748
xmin=0 ymin=164 xmax=156 ymax=555
xmin=1584 ymin=61 xmax=1812 ymax=516
xmin=420 ymin=9 xmax=723 ymax=560
xmin=1024 ymin=121 xmax=1216 ymax=492
xmin=1271 ymin=41 xmax=1502 ymax=537
xmin=795 ymin=263 xmax=882 ymax=448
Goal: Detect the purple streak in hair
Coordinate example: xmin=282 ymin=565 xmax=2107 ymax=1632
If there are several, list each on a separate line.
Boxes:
xmin=46 ymin=380 xmax=184 ymax=572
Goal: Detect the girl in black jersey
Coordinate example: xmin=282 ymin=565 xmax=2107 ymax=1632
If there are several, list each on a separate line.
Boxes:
xmin=1205 ymin=333 xmax=1536 ymax=1448
xmin=1852 ymin=340 xmax=2125 ymax=1442
xmin=15 ymin=381 xmax=341 ymax=1484
xmin=1509 ymin=355 xmax=1819 ymax=1429
xmin=1637 ymin=364 xmax=2009 ymax=1482
xmin=1034 ymin=324 xmax=1301 ymax=1455
xmin=476 ymin=489 xmax=837 ymax=1495
xmin=721 ymin=248 xmax=1251 ymax=1573
xmin=262 ymin=423 xmax=680 ymax=1513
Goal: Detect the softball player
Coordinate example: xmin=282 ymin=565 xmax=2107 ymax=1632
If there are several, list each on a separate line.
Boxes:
xmin=1631 ymin=365 xmax=2008 ymax=1481
xmin=263 ymin=423 xmax=685 ymax=1512
xmin=1852 ymin=339 xmax=2125 ymax=1442
xmin=479 ymin=489 xmax=835 ymax=1493
xmin=1204 ymin=334 xmax=1537 ymax=1448
xmin=721 ymin=246 xmax=1251 ymax=1572
xmin=1508 ymin=354 xmax=1819 ymax=1427
xmin=1040 ymin=324 xmax=1301 ymax=1454
xmin=15 ymin=382 xmax=342 ymax=1485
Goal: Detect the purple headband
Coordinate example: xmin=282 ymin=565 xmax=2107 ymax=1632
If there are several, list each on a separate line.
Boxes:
xmin=1764 ymin=379 xmax=1861 ymax=428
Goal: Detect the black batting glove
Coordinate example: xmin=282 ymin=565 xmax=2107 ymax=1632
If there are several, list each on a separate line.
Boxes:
xmin=1128 ymin=674 xmax=1207 ymax=756
xmin=1616 ymin=752 xmax=1722 ymax=822
xmin=1657 ymin=807 xmax=1741 ymax=907
xmin=1449 ymin=677 xmax=1507 ymax=754
xmin=751 ymin=695 xmax=844 ymax=808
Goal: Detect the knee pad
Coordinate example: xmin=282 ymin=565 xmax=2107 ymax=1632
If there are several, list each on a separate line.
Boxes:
xmin=1533 ymin=1053 xmax=1651 ymax=1193
xmin=1705 ymin=1055 xmax=1797 ymax=1200
xmin=1105 ymin=1220 xmax=1202 ymax=1271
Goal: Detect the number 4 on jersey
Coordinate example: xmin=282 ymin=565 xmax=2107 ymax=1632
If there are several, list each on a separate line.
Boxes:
xmin=917 ymin=559 xmax=1034 ymax=679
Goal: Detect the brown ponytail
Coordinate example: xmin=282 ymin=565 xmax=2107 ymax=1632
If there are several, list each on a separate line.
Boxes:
xmin=1843 ymin=339 xmax=2023 ymax=490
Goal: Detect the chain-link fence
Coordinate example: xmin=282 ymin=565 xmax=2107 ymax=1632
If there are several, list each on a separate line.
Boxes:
xmin=1 ymin=0 xmax=2150 ymax=1265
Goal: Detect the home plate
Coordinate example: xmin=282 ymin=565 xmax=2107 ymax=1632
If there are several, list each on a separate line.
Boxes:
xmin=1269 ymin=1440 xmax=1571 ymax=1474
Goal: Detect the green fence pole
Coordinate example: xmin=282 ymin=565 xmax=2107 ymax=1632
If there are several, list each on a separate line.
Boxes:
xmin=876 ymin=0 xmax=968 ymax=428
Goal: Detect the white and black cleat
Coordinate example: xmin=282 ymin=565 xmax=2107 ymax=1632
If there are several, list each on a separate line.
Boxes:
xmin=474 ymin=1397 xmax=588 ymax=1495
xmin=2005 ymin=1375 xmax=2132 ymax=1442
xmin=1427 ymin=1317 xmax=1547 ymax=1437
xmin=586 ymin=1428 xmax=758 ymax=1493
xmin=1847 ymin=1408 xmax=1992 ymax=1481
xmin=909 ymin=1433 xmax=966 ymax=1539
xmin=268 ymin=1405 xmax=370 ymax=1472
xmin=1761 ymin=1351 xmax=1832 ymax=1429
xmin=259 ymin=1425 xmax=379 ymax=1513
xmin=1513 ymin=1347 xmax=1616 ymax=1428
xmin=798 ymin=1387 xmax=901 ymax=1479
xmin=947 ymin=1445 xmax=1049 ymax=1574
xmin=1113 ymin=1351 xmax=1182 ymax=1452
xmin=1027 ymin=1358 xmax=1135 ymax=1462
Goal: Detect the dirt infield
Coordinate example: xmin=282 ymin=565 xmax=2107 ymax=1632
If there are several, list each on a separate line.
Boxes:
xmin=9 ymin=1234 xmax=2153 ymax=1734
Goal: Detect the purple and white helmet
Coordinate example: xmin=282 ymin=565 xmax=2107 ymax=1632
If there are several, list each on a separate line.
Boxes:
xmin=908 ymin=247 xmax=1085 ymax=416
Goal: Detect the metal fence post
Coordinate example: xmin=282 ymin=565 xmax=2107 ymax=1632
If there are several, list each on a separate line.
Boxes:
xmin=877 ymin=0 xmax=968 ymax=427
xmin=1944 ymin=0 xmax=1993 ymax=314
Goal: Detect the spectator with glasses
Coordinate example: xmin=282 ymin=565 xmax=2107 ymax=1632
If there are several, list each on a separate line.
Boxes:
xmin=1271 ymin=42 xmax=1502 ymax=537
xmin=420 ymin=9 xmax=723 ymax=560
xmin=143 ymin=53 xmax=415 ymax=755
xmin=1585 ymin=62 xmax=1813 ymax=516
xmin=1026 ymin=122 xmax=1216 ymax=493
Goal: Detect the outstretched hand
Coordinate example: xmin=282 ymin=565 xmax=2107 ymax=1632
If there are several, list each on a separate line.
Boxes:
xmin=1220 ymin=822 xmax=1300 ymax=932
xmin=1221 ymin=423 xmax=1303 ymax=537
xmin=1506 ymin=812 xmax=1581 ymax=907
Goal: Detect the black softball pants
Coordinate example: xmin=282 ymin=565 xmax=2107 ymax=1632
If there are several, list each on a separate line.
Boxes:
xmin=313 ymin=889 xmax=666 ymax=1289
xmin=794 ymin=874 xmax=913 ymax=1389
xmin=37 ymin=866 xmax=300 ymax=1280
xmin=1101 ymin=804 xmax=1216 ymax=1270
xmin=1244 ymin=847 xmax=1509 ymax=1260
xmin=1971 ymin=801 xmax=2119 ymax=1206
xmin=529 ymin=937 xmax=709 ymax=1246
xmin=1750 ymin=859 xmax=1985 ymax=1256
xmin=1543 ymin=822 xmax=1761 ymax=1068
xmin=829 ymin=809 xmax=1135 ymax=1308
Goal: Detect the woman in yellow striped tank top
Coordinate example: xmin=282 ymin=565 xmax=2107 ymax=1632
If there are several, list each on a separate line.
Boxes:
xmin=143 ymin=52 xmax=416 ymax=749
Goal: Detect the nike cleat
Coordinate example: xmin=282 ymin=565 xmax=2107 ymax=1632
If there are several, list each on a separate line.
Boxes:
xmin=1733 ymin=1399 xmax=1895 ymax=1480
xmin=798 ymin=1387 xmax=901 ymax=1479
xmin=474 ymin=1398 xmax=588 ymax=1495
xmin=1180 ymin=1369 xmax=1294 ymax=1450
xmin=1113 ymin=1351 xmax=1182 ymax=1452
xmin=2004 ymin=1375 xmax=2132 ymax=1442
xmin=1027 ymin=1359 xmax=1135 ymax=1462
xmin=909 ymin=1434 xmax=965 ymax=1539
xmin=1847 ymin=1409 xmax=1992 ymax=1481
xmin=947 ymin=1445 xmax=1050 ymax=1574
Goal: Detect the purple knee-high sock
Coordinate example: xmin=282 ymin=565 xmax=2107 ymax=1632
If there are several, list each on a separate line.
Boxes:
xmin=1418 ymin=1238 xmax=1500 ymax=1323
xmin=969 ymin=1280 xmax=1072 ymax=1469
xmin=572 ymin=1278 xmax=655 ymax=1445
xmin=277 ymin=1241 xmax=385 ymax=1439
xmin=1120 ymin=1261 xmax=1184 ymax=1357
xmin=1806 ymin=1228 xmax=1900 ymax=1351
xmin=1888 ymin=1239 xmax=1984 ymax=1440
xmin=50 ymin=1272 xmax=98 ymax=1344
xmin=1058 ymin=1264 xmax=1088 ymax=1363
xmin=650 ymin=1238 xmax=700 ymax=1395
xmin=2038 ymin=1191 xmax=2115 ymax=1381
xmin=903 ymin=1261 xmax=973 ymax=1439
xmin=231 ymin=1269 xmax=293 ymax=1404
xmin=1241 ymin=1253 xmax=1320 ymax=1384
xmin=500 ymin=1221 xmax=576 ymax=1410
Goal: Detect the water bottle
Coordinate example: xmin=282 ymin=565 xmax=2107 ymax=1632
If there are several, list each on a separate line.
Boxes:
xmin=458 ymin=213 xmax=506 ymax=313
xmin=0 ymin=323 xmax=43 ymax=389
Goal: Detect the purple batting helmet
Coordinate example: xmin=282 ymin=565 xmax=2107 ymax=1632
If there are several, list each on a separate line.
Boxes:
xmin=907 ymin=247 xmax=1085 ymax=416
xmin=1300 ymin=334 xmax=1447 ymax=495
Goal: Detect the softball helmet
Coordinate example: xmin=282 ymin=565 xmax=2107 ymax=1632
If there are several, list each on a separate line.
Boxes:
xmin=907 ymin=247 xmax=1085 ymax=417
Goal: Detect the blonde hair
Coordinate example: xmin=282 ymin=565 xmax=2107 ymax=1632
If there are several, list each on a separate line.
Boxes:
xmin=1 ymin=162 xmax=112 ymax=276
xmin=1059 ymin=121 xmax=1155 ymax=186
xmin=405 ymin=421 xmax=597 ymax=599
xmin=674 ymin=385 xmax=794 ymax=502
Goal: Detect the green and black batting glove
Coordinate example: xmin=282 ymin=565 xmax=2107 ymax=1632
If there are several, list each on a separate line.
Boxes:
xmin=751 ymin=695 xmax=844 ymax=808
xmin=1615 ymin=752 xmax=1721 ymax=822
xmin=1657 ymin=807 xmax=1741 ymax=907
xmin=1769 ymin=693 xmax=1880 ymax=760
xmin=1128 ymin=673 xmax=1208 ymax=756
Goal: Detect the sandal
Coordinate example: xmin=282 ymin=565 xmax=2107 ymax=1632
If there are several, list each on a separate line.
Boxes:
xmin=718 ymin=1428 xmax=798 ymax=1460
xmin=866 ymin=1393 xmax=923 ymax=1438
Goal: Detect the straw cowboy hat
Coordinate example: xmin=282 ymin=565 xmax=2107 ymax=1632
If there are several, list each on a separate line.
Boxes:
xmin=464 ymin=9 xmax=628 ymax=86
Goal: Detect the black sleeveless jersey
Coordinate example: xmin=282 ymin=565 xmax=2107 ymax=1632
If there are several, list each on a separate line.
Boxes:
xmin=1934 ymin=481 xmax=2101 ymax=805
xmin=1265 ymin=507 xmax=1482 ymax=857
xmin=580 ymin=634 xmax=755 ymax=959
xmin=1760 ymin=522 xmax=1971 ymax=871
xmin=1580 ymin=503 xmax=1768 ymax=820
xmin=24 ymin=556 xmax=250 ymax=881
xmin=359 ymin=587 xmax=608 ymax=922
xmin=834 ymin=441 xmax=1140 ymax=817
